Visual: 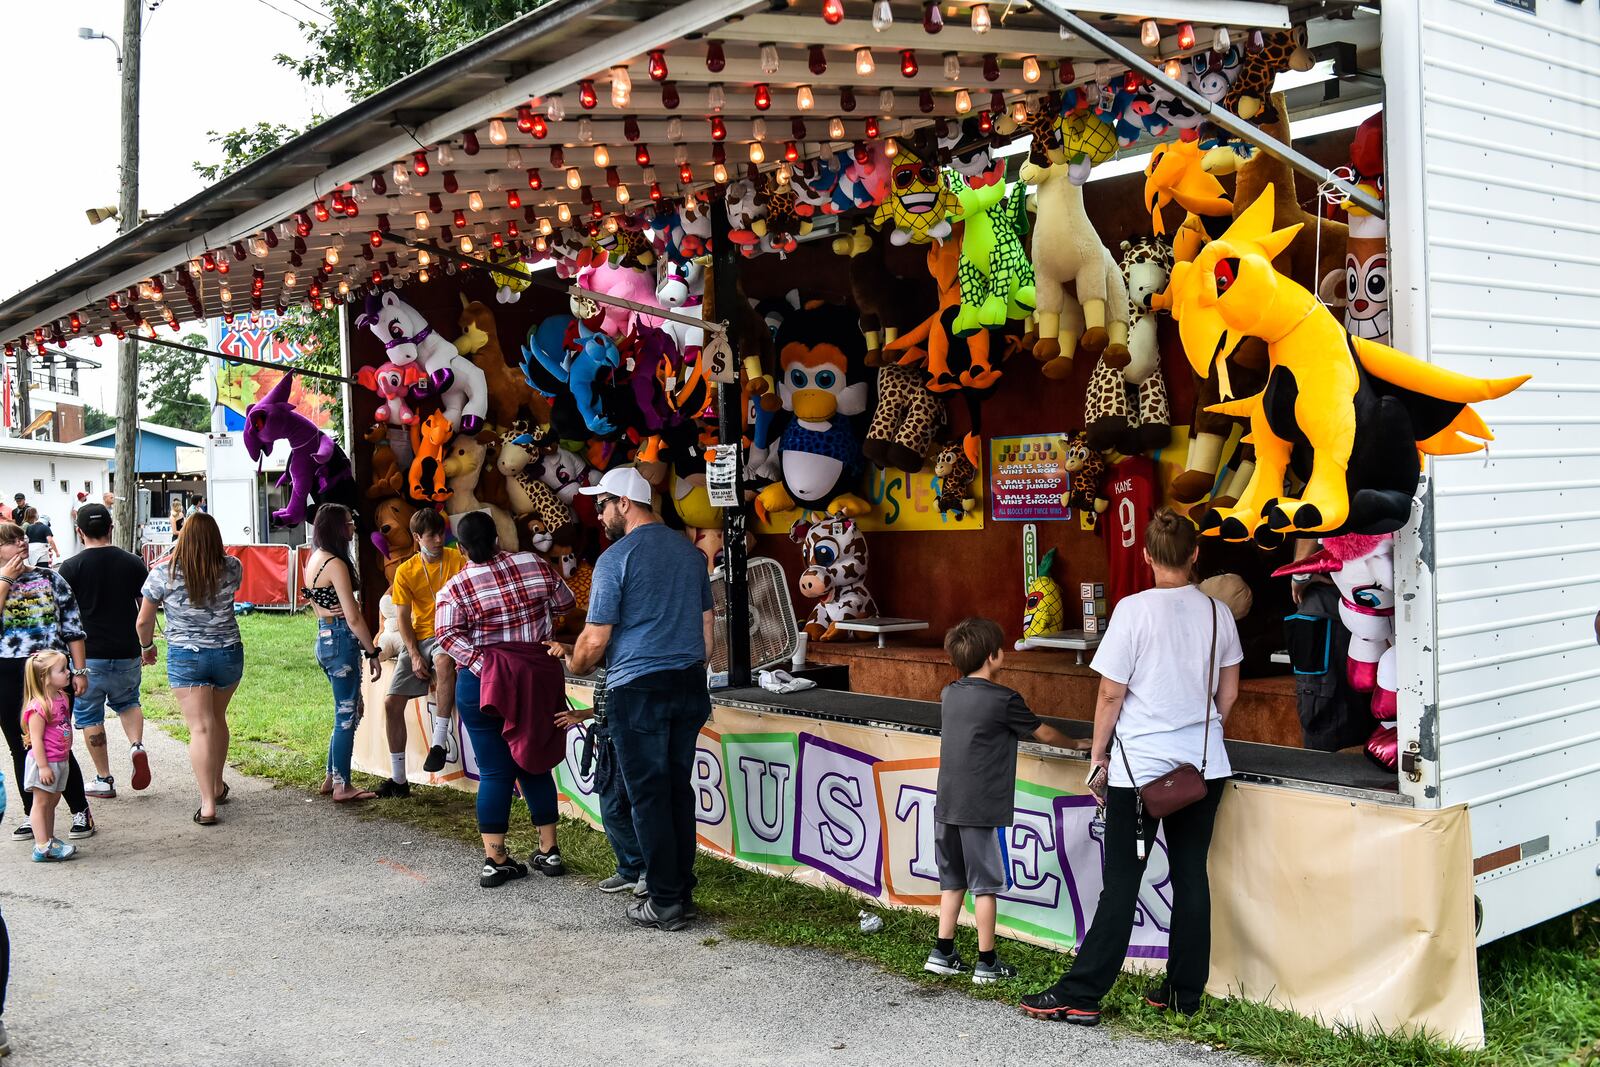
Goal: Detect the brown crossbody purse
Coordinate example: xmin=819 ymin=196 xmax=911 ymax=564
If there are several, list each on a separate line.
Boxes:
xmin=1116 ymin=596 xmax=1219 ymax=822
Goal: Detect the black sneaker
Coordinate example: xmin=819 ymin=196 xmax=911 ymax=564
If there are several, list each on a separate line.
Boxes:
xmin=682 ymin=896 xmax=700 ymax=921
xmin=530 ymin=848 xmax=566 ymax=877
xmin=924 ymin=946 xmax=967 ymax=976
xmin=11 ymin=823 xmax=34 ymax=842
xmin=68 ymin=810 xmax=97 ymax=840
xmin=374 ymin=778 xmax=411 ymax=799
xmin=422 ymin=745 xmax=448 ymax=772
xmin=626 ymin=898 xmax=688 ymax=931
xmin=480 ymin=855 xmax=528 ymax=888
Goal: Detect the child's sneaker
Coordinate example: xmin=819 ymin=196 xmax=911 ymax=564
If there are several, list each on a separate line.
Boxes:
xmin=972 ymin=956 xmax=1018 ymax=984
xmin=68 ymin=810 xmax=96 ymax=840
xmin=32 ymin=838 xmax=78 ymax=862
xmin=924 ymin=946 xmax=968 ymax=976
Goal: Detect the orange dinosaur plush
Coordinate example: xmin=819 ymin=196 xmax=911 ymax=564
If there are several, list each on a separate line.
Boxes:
xmin=408 ymin=412 xmax=454 ymax=504
xmin=886 ymin=232 xmax=998 ymax=393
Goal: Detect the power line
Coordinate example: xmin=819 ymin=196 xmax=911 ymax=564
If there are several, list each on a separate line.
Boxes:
xmin=282 ymin=0 xmax=332 ymax=23
xmin=250 ymin=0 xmax=311 ymax=26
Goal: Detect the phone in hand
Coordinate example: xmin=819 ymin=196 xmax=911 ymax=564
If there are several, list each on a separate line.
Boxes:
xmin=1085 ymin=763 xmax=1108 ymax=803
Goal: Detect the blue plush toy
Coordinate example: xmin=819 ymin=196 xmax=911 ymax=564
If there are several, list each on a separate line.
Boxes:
xmin=519 ymin=315 xmax=623 ymax=436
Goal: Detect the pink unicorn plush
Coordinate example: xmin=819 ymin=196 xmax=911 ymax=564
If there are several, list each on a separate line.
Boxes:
xmin=355 ymin=361 xmax=424 ymax=426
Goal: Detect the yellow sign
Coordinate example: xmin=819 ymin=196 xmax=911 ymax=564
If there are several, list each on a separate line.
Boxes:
xmin=755 ymin=462 xmax=985 ymax=533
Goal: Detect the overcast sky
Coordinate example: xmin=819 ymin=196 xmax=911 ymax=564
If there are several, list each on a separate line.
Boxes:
xmin=1 ymin=0 xmax=350 ymax=410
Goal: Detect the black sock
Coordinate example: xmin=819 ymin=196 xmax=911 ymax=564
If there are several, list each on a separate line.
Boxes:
xmin=978 ymin=949 xmax=997 ymax=965
xmin=935 ymin=937 xmax=955 ymax=955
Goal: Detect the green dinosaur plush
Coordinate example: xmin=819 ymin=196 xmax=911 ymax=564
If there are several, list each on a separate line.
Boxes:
xmin=948 ymin=172 xmax=1037 ymax=337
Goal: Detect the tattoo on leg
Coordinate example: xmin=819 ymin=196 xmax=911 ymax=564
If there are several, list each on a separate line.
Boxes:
xmin=87 ymin=732 xmax=108 ymax=749
xmin=489 ymin=843 xmax=508 ymax=861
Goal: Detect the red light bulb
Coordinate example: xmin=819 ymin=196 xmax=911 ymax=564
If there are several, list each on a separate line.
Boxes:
xmin=550 ymin=146 xmax=565 ymax=168
xmin=201 ymin=252 xmax=216 ymax=272
xmin=636 ymin=143 xmax=651 ymax=166
xmin=507 ymin=220 xmax=519 ymax=237
xmin=650 ymin=181 xmax=663 ymax=201
xmin=372 ymin=270 xmax=384 ymax=286
xmin=822 ymin=0 xmax=844 ymax=25
xmin=1177 ymin=22 xmax=1196 ymax=50
xmin=922 ymin=1 xmax=942 ymax=32
xmin=853 ymin=140 xmax=869 ymax=164
xmin=462 ymin=129 xmax=480 ymax=155
xmin=679 ymin=162 xmax=694 ymax=183
xmin=491 ymin=232 xmax=504 ymax=249
xmin=990 ymin=89 xmax=1005 ymax=113
xmin=93 ymin=335 xmax=103 ymax=348
xmin=507 ymin=190 xmax=522 ymax=209
xmin=919 ymin=88 xmax=935 ymax=113
xmin=840 ymin=86 xmax=857 ymax=112
xmin=443 ymin=171 xmax=459 ymax=194
xmin=312 ymin=200 xmax=330 ymax=222
xmin=624 ymin=115 xmax=641 ymax=141
xmin=661 ymin=81 xmax=680 ymax=109
xmin=369 ymin=230 xmax=382 ymax=248
xmin=517 ymin=106 xmax=534 ymax=132
xmin=606 ymin=166 xmax=621 ymax=189
xmin=753 ymin=83 xmax=772 ymax=110
xmin=370 ymin=172 xmax=386 ymax=196
xmin=453 ymin=209 xmax=468 ymax=228
xmin=712 ymin=142 xmax=726 ymax=164
xmin=792 ymin=116 xmax=808 ymax=139
xmin=706 ymin=41 xmax=725 ymax=73
xmin=527 ymin=169 xmax=543 ymax=190
xmin=900 ymin=50 xmax=919 ymax=78
xmin=865 ymin=116 xmax=880 ymax=138
xmin=784 ymin=140 xmax=800 ymax=162
xmin=530 ymin=114 xmax=548 ymax=139
xmin=578 ymin=80 xmax=597 ymax=109
xmin=709 ymin=115 xmax=727 ymax=140
xmin=412 ymin=150 xmax=430 ymax=176
xmin=429 ymin=193 xmax=444 ymax=214
xmin=217 ymin=258 xmax=230 ymax=275
xmin=983 ymin=53 xmax=1000 ymax=82
xmin=647 ymin=49 xmax=668 ymax=81
xmin=69 ymin=312 xmax=81 ymax=333
xmin=1059 ymin=59 xmax=1075 ymax=84
xmin=978 ymin=109 xmax=992 ymax=133
xmin=809 ymin=45 xmax=828 ymax=76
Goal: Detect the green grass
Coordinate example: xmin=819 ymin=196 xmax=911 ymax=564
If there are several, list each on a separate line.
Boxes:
xmin=143 ymin=614 xmax=1600 ymax=1066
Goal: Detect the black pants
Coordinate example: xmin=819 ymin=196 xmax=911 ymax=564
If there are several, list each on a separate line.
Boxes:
xmin=1 ymin=657 xmax=88 ymax=817
xmin=606 ymin=665 xmax=711 ymax=911
xmin=0 ymin=903 xmax=8 ymax=1018
xmin=1052 ymin=780 xmax=1227 ymax=1013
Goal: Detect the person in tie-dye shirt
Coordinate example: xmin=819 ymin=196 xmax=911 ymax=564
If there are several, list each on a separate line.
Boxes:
xmin=0 ymin=522 xmax=95 ymax=842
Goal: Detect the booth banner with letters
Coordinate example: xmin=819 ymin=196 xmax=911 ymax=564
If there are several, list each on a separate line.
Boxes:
xmin=989 ymin=434 xmax=1071 ymax=522
xmin=755 ymin=463 xmax=984 ymax=534
xmin=353 ymin=681 xmax=1483 ymax=1047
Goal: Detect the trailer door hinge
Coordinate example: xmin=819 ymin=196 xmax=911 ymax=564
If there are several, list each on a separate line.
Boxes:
xmin=1400 ymin=741 xmax=1423 ymax=782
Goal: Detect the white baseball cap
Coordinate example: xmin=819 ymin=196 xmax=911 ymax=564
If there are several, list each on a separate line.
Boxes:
xmin=579 ymin=465 xmax=655 ymax=506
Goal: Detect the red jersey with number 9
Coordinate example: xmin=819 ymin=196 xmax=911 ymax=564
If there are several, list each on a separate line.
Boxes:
xmin=1105 ymin=455 xmax=1157 ymax=611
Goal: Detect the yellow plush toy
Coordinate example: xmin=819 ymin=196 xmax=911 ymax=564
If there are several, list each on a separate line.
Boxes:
xmin=1014 ymin=548 xmax=1066 ymax=651
xmin=1169 ymin=188 xmax=1530 ymax=545
xmin=872 ymin=143 xmax=960 ymax=246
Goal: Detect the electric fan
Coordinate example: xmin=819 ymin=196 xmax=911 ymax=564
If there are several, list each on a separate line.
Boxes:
xmin=710 ymin=556 xmax=798 ymax=674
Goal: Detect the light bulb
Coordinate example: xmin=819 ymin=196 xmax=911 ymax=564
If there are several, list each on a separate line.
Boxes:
xmin=1011 ymin=100 xmax=1028 ymax=122
xmin=414 ymin=211 xmax=429 ymax=229
xmin=579 ymin=80 xmax=597 ymax=109
xmin=594 ymin=144 xmax=610 ymax=167
xmin=219 ymin=284 xmax=232 ymax=304
xmin=437 ymin=143 xmax=455 ymax=166
xmin=507 ymin=190 xmax=522 ymax=209
xmin=879 ymin=88 xmax=895 ymax=114
xmin=567 ymin=168 xmax=582 ymax=190
xmin=453 ymin=209 xmax=468 ymax=228
xmin=667 ymin=116 xmax=683 ymax=140
xmin=616 ymin=184 xmax=630 ymax=204
xmin=754 ymin=83 xmax=772 ymax=110
xmin=284 ymin=270 xmax=298 ymax=289
xmin=488 ymin=118 xmax=508 ymax=145
xmin=324 ymin=246 xmax=340 ymax=266
xmin=1140 ymin=19 xmax=1160 ymax=48
xmin=919 ymin=87 xmax=935 ymax=112
xmin=872 ymin=0 xmax=892 ymax=31
xmin=856 ymin=48 xmax=875 ymax=76
xmin=417 ymin=269 xmax=429 ymax=284
xmin=776 ymin=162 xmax=792 ymax=186
xmin=784 ymin=140 xmax=800 ymax=161
xmin=841 ymin=85 xmax=857 ymax=111
xmin=636 ymin=143 xmax=652 ymax=166
xmin=507 ymin=147 xmax=524 ymax=170
xmin=539 ymin=217 xmax=553 ymax=235
xmin=822 ymin=0 xmax=845 ymax=24
xmin=251 ymin=236 xmax=269 ymax=258
xmin=900 ymin=49 xmax=919 ymax=78
xmin=954 ymin=88 xmax=972 ymax=113
xmin=1214 ymin=26 xmax=1231 ymax=51
xmin=944 ymin=52 xmax=960 ymax=81
xmin=797 ymin=84 xmax=815 ymax=110
xmin=971 ymin=3 xmax=991 ymax=33
xmin=708 ymin=83 xmax=725 ymax=111
xmin=712 ymin=162 xmax=729 ymax=183
xmin=486 ymin=171 xmax=502 ymax=192
xmin=557 ymin=203 xmax=572 ymax=223
xmin=338 ymin=279 xmax=350 ymax=295
xmin=418 ymin=249 xmax=431 ymax=266
xmin=604 ymin=215 xmax=619 ymax=234
xmin=647 ymin=49 xmax=668 ymax=81
xmin=865 ymin=115 xmax=880 ymax=138
xmin=706 ymin=40 xmax=726 ymax=73
xmin=1022 ymin=55 xmax=1041 ymax=83
xmin=610 ymin=66 xmax=631 ymax=108
xmin=1177 ymin=22 xmax=1196 ymax=50
xmin=752 ymin=117 xmax=768 ymax=142
xmin=468 ymin=191 xmax=485 ymax=213
xmin=828 ymin=116 xmax=846 ymax=139
xmin=1164 ymin=57 xmax=1183 ymax=80
xmin=749 ymin=141 xmax=766 ymax=163
xmin=393 ymin=162 xmax=408 ymax=184
xmin=884 ymin=137 xmax=898 ymax=159
xmin=760 ymin=42 xmax=779 ymax=75
xmin=460 ymin=235 xmax=475 ymax=254
xmin=545 ymin=94 xmax=565 ymax=122
xmin=579 ymin=117 xmax=594 ymax=143
xmin=710 ymin=115 xmax=727 ymax=140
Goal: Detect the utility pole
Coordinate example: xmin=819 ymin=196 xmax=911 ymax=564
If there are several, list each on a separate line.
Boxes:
xmin=112 ymin=0 xmax=141 ymax=550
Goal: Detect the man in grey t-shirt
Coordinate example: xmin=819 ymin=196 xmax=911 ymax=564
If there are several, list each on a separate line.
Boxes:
xmin=550 ymin=466 xmax=713 ymax=933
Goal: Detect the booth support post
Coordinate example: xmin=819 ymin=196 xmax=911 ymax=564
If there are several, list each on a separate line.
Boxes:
xmin=711 ymin=199 xmax=752 ymax=688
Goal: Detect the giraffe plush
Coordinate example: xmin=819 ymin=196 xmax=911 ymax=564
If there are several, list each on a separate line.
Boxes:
xmin=932 ymin=435 xmax=982 ymax=520
xmin=1085 ymin=236 xmax=1174 ymax=454
xmin=863 ymin=363 xmax=947 ymax=473
xmin=1061 ymin=431 xmax=1110 ymax=521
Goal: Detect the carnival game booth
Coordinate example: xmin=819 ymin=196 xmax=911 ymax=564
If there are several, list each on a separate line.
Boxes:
xmin=3 ymin=0 xmax=1597 ymax=1050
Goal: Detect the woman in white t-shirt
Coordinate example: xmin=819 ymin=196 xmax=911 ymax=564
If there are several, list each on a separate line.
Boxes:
xmin=1022 ymin=508 xmax=1241 ymax=1026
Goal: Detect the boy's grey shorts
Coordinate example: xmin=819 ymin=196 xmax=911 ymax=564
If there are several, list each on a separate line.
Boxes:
xmin=934 ymin=822 xmax=1012 ymax=896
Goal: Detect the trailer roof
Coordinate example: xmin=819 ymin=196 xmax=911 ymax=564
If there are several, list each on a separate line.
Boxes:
xmin=0 ymin=0 xmax=1375 ymax=353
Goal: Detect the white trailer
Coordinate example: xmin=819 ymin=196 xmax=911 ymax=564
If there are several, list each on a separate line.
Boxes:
xmin=1386 ymin=0 xmax=1600 ymax=943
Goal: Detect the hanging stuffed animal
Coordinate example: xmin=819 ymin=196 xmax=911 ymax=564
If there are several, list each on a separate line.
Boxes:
xmin=948 ymin=171 xmax=1036 ymax=336
xmin=493 ymin=420 xmax=578 ymax=544
xmin=407 ymin=412 xmax=455 ymax=505
xmin=834 ymin=226 xmax=936 ymax=364
xmin=1057 ymin=109 xmax=1119 ymax=186
xmin=886 ymin=234 xmax=998 ymax=393
xmin=519 ymin=314 xmax=624 ymax=436
xmin=754 ymin=303 xmax=872 ymax=521
xmin=1015 ymin=548 xmax=1066 ymax=650
xmin=1169 ymin=188 xmax=1529 ymax=545
xmin=834 ymin=142 xmax=891 ymax=213
xmin=751 ymin=175 xmax=813 ymax=257
xmin=932 ymin=435 xmax=981 ymax=520
xmin=790 ymin=514 xmax=878 ymax=641
xmin=1020 ymin=155 xmax=1130 ymax=376
xmin=355 ymin=361 xmax=424 ymax=428
xmin=1222 ymin=28 xmax=1314 ymax=125
xmin=518 ymin=422 xmax=598 ymax=506
xmin=1086 ymin=237 xmax=1174 ymax=454
xmin=456 ymin=297 xmax=550 ymax=431
xmin=370 ymin=498 xmax=418 ymax=582
xmin=589 ymin=225 xmax=656 ymax=271
xmin=242 ymin=373 xmax=358 ymax=528
xmin=1273 ymin=533 xmax=1399 ymax=768
xmin=355 ymin=291 xmax=488 ymax=434
xmin=1061 ymin=431 xmax=1110 ymax=520
xmin=488 ymin=246 xmax=533 ymax=304
xmin=573 ymin=260 xmax=657 ymax=339
xmin=862 ymin=363 xmax=946 ymax=473
xmin=871 ymin=141 xmax=959 ymax=246
xmin=365 ymin=426 xmax=408 ymax=500
xmin=441 ymin=433 xmax=520 ymax=551
xmin=1335 ymin=111 xmax=1390 ymax=344
xmin=724 ymin=178 xmax=767 ymax=252
xmin=1149 ymin=47 xmax=1244 ymax=141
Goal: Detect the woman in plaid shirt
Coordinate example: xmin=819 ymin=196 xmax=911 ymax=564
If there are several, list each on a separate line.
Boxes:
xmin=435 ymin=513 xmax=575 ymax=888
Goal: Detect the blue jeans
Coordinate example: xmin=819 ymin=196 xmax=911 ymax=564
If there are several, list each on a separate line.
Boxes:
xmin=315 ymin=619 xmax=363 ymax=788
xmin=73 ymin=658 xmax=143 ymax=728
xmin=607 ymin=665 xmax=711 ymax=910
xmin=167 ymin=644 xmax=244 ymax=690
xmin=594 ymin=722 xmax=644 ymax=880
xmin=456 ymin=666 xmax=558 ymax=836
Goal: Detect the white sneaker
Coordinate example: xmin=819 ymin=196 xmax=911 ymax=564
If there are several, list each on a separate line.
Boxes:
xmin=87 ymin=775 xmax=117 ymax=799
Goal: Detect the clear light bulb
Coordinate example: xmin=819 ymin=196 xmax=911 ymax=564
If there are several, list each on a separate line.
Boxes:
xmin=594 ymin=144 xmax=610 ymax=167
xmin=954 ymin=88 xmax=972 ymax=114
xmin=1164 ymin=57 xmax=1183 ymax=80
xmin=437 ymin=143 xmax=455 ymax=166
xmin=797 ymin=85 xmax=815 ymax=110
xmin=507 ymin=147 xmax=525 ymax=170
xmin=610 ymin=66 xmax=632 ymax=108
xmin=251 ymin=237 xmax=269 ymax=258
xmin=1022 ymin=56 xmax=1041 ymax=83
xmin=324 ymin=246 xmax=340 ymax=266
xmin=760 ymin=43 xmax=779 ymax=74
xmin=418 ymin=249 xmax=431 ymax=266
xmin=566 ymin=167 xmax=583 ymax=190
xmin=879 ymin=88 xmax=895 ymax=114
xmin=283 ymin=270 xmax=297 ymax=290
xmin=579 ymin=117 xmax=594 ymax=143
xmin=828 ymin=116 xmax=846 ymax=139
xmin=219 ymin=284 xmax=232 ymax=303
xmin=616 ymin=183 xmax=631 ymax=204
xmin=749 ymin=141 xmax=766 ymax=163
xmin=708 ymin=83 xmax=725 ymax=111
xmin=1214 ymin=26 xmax=1231 ymax=51
xmin=546 ymin=94 xmax=566 ymax=122
xmin=753 ymin=117 xmax=768 ymax=141
xmin=488 ymin=118 xmax=509 ymax=145
xmin=712 ymin=162 xmax=729 ymax=183
xmin=557 ymin=203 xmax=572 ymax=223
xmin=417 ymin=269 xmax=429 ymax=284
xmin=944 ymin=52 xmax=960 ymax=81
xmin=667 ymin=116 xmax=683 ymax=140
xmin=971 ymin=3 xmax=991 ymax=33
xmin=392 ymin=162 xmax=408 ymax=184
xmin=468 ymin=191 xmax=485 ymax=212
xmin=460 ymin=235 xmax=475 ymax=254
xmin=539 ymin=217 xmax=553 ymax=235
xmin=414 ymin=211 xmax=429 ymax=229
xmin=338 ymin=279 xmax=350 ymax=295
xmin=884 ymin=137 xmax=898 ymax=158
xmin=486 ymin=171 xmax=502 ymax=192
xmin=872 ymin=0 xmax=892 ymax=31
xmin=1011 ymin=100 xmax=1028 ymax=122
xmin=855 ymin=48 xmax=875 ymax=76
xmin=776 ymin=163 xmax=792 ymax=186
xmin=604 ymin=215 xmax=620 ymax=234
xmin=1140 ymin=19 xmax=1160 ymax=48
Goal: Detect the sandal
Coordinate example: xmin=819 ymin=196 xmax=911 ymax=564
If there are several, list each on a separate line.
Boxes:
xmin=333 ymin=789 xmax=379 ymax=803
xmin=193 ymin=809 xmax=219 ymax=826
xmin=318 ymin=777 xmax=335 ymax=796
xmin=216 ymin=782 xmax=232 ymax=805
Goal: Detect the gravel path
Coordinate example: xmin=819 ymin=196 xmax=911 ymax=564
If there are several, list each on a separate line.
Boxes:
xmin=1 ymin=728 xmax=1227 ymax=1066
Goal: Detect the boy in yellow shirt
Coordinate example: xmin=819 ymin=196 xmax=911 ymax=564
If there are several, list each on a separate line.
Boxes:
xmin=378 ymin=509 xmax=465 ymax=795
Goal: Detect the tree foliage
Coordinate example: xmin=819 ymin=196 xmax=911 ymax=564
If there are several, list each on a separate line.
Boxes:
xmin=82 ymin=405 xmax=115 ymax=436
xmin=138 ymin=332 xmax=211 ymax=433
xmin=193 ymin=121 xmax=307 ymax=182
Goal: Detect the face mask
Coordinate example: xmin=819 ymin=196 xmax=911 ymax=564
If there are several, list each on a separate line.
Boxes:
xmin=419 ymin=545 xmax=441 ymax=561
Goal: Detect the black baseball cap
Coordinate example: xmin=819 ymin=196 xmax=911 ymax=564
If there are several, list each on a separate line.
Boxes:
xmin=12 ymin=493 xmax=23 ymax=502
xmin=76 ymin=503 xmax=113 ymax=534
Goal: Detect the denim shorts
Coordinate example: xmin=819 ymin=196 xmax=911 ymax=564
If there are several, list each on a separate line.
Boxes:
xmin=73 ymin=657 xmax=144 ymax=728
xmin=167 ymin=643 xmax=245 ymax=690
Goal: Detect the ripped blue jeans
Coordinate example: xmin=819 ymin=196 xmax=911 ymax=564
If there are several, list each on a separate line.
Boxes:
xmin=316 ymin=618 xmax=364 ymax=788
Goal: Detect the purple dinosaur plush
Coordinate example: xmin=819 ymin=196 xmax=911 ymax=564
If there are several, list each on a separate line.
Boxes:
xmin=243 ymin=373 xmax=359 ymax=528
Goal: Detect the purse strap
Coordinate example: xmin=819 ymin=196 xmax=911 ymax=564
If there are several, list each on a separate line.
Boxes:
xmin=1200 ymin=595 xmax=1218 ymax=775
